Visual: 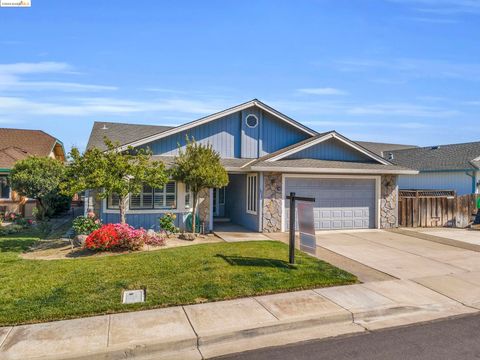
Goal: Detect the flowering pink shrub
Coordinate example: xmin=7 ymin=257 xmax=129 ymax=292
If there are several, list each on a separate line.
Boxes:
xmin=113 ymin=223 xmax=145 ymax=251
xmin=144 ymin=230 xmax=166 ymax=246
xmin=85 ymin=223 xmax=166 ymax=251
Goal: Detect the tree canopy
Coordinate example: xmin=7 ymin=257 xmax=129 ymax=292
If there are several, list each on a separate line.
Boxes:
xmin=9 ymin=156 xmax=66 ymax=219
xmin=61 ymin=138 xmax=168 ymax=223
xmin=170 ymin=137 xmax=229 ymax=233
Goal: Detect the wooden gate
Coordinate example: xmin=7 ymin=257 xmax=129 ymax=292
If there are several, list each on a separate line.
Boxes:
xmin=399 ymin=190 xmax=478 ymax=228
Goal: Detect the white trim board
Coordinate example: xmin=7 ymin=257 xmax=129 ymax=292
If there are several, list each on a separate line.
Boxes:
xmin=251 ymin=166 xmax=418 ymax=175
xmin=267 ymin=132 xmax=390 ymax=165
xmin=280 ymin=174 xmax=381 ymax=232
xmin=117 ymin=99 xmax=317 ymax=151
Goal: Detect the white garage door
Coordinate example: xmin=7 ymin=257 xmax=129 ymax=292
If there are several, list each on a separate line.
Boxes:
xmin=284 ymin=177 xmax=376 ymax=230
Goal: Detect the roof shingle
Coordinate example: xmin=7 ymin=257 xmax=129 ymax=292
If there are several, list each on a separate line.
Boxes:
xmin=388 ymin=141 xmax=480 ymax=171
xmin=87 ymin=122 xmax=174 ymax=151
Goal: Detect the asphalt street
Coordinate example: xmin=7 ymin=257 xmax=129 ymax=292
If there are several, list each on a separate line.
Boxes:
xmin=214 ymin=313 xmax=480 ymax=360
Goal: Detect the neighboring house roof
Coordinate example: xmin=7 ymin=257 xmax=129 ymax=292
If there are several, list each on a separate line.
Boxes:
xmin=87 ymin=122 xmax=174 ymax=151
xmin=388 ymin=141 xmax=480 ymax=171
xmin=0 ymin=128 xmax=64 ymax=169
xmin=115 ymin=99 xmax=318 ymax=151
xmin=355 ymin=141 xmax=417 ymax=157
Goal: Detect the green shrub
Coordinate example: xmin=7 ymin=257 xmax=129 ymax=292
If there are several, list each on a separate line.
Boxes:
xmin=72 ymin=216 xmax=102 ymax=235
xmin=159 ymin=213 xmax=178 ymax=236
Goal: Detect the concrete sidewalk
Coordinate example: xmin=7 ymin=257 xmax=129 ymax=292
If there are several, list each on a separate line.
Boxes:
xmin=1 ymin=279 xmax=477 ymax=360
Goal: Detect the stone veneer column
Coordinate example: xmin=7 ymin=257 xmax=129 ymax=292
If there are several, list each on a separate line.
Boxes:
xmin=197 ymin=187 xmax=211 ymax=233
xmin=262 ymin=173 xmax=283 ymax=232
xmin=380 ymin=175 xmax=398 ymax=228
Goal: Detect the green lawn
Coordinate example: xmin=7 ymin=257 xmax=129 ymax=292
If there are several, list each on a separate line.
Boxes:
xmin=0 ymin=230 xmax=357 ymax=326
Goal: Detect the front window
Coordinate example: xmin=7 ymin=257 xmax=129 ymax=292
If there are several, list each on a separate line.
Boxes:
xmin=246 ymin=174 xmax=257 ymax=214
xmin=129 ymin=181 xmax=177 ymax=210
xmin=107 ymin=193 xmax=120 ymax=209
xmin=185 ymin=184 xmax=191 ymax=208
xmin=0 ymin=175 xmax=10 ymax=200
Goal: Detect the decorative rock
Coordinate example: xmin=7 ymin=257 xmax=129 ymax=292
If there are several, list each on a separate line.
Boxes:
xmin=179 ymin=233 xmax=196 ymax=241
xmin=73 ymin=234 xmax=88 ymax=248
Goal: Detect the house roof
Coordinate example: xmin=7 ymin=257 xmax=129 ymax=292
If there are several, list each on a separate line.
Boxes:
xmin=355 ymin=141 xmax=417 ymax=157
xmin=250 ymin=158 xmax=417 ymax=174
xmin=388 ymin=141 xmax=480 ymax=171
xmin=150 ymin=156 xmax=253 ymax=171
xmin=115 ymin=99 xmax=318 ymax=151
xmin=249 ymin=131 xmax=391 ymax=166
xmin=87 ymin=122 xmax=174 ymax=151
xmin=0 ymin=128 xmax=63 ymax=169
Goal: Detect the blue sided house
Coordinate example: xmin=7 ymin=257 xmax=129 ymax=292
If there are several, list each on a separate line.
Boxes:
xmin=85 ymin=99 xmax=417 ymax=233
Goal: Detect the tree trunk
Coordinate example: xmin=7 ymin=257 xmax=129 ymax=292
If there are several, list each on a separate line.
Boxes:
xmin=36 ymin=198 xmax=46 ymax=220
xmin=191 ymin=192 xmax=198 ymax=235
xmin=119 ymin=196 xmax=126 ymax=224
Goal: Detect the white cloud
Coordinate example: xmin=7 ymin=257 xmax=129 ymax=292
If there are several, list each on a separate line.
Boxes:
xmin=297 ymin=87 xmax=348 ymax=96
xmin=0 ymin=61 xmax=116 ymax=93
xmin=336 ymin=57 xmax=480 ymax=81
xmin=346 ymin=103 xmax=460 ymax=117
xmin=0 ymin=62 xmax=72 ymax=74
xmin=0 ymin=96 xmax=226 ymax=117
xmin=388 ymin=0 xmax=480 ymax=14
xmin=270 ymin=99 xmax=460 ymax=118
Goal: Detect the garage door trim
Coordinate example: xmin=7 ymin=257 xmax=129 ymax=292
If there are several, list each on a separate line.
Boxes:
xmin=281 ymin=174 xmax=381 ymax=232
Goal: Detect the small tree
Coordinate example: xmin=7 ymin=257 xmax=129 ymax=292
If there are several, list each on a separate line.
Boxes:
xmin=170 ymin=138 xmax=229 ymax=234
xmin=62 ymin=138 xmax=168 ymax=224
xmin=9 ymin=156 xmax=66 ymax=219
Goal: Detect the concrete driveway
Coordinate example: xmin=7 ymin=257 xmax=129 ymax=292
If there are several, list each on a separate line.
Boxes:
xmin=313 ymin=230 xmax=480 ymax=279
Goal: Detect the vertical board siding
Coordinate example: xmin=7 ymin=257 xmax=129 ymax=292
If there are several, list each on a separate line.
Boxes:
xmin=398 ymin=172 xmax=473 ymax=196
xmin=224 ymin=173 xmax=258 ymax=231
xmin=399 ymin=193 xmax=478 ymax=228
xmin=260 ymin=112 xmax=309 ymax=156
xmin=146 ymin=112 xmax=242 ymax=158
xmin=142 ymin=107 xmax=311 ymax=159
xmin=285 ymin=138 xmax=375 ymax=162
xmin=102 ymin=212 xmax=188 ymax=230
xmin=241 ymin=109 xmax=260 ymax=158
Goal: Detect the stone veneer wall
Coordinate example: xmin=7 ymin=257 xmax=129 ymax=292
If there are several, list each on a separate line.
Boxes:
xmin=380 ymin=174 xmax=398 ymax=229
xmin=262 ymin=173 xmax=283 ymax=232
xmin=197 ymin=187 xmax=211 ymax=232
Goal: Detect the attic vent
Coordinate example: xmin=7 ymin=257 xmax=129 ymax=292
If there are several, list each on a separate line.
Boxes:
xmin=387 ymin=152 xmax=394 ymax=160
xmin=101 ymin=124 xmax=108 ymax=130
xmin=431 ymin=145 xmax=440 ymax=150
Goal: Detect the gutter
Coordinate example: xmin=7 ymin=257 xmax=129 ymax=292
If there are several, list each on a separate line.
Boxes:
xmin=249 ymin=166 xmax=419 ymax=175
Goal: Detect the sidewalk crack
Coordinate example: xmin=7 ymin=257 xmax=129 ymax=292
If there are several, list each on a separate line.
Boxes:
xmin=252 ymin=297 xmax=280 ymax=320
xmin=106 ymin=315 xmax=111 ymax=349
xmin=0 ymin=326 xmax=14 ymax=350
xmin=182 ymin=306 xmax=204 ymax=360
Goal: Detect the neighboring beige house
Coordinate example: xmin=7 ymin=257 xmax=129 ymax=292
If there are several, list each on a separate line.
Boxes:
xmin=0 ymin=128 xmax=65 ymax=218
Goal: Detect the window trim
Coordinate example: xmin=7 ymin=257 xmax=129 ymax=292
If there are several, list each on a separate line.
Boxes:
xmin=0 ymin=175 xmax=11 ymax=200
xmin=246 ymin=173 xmax=258 ymax=215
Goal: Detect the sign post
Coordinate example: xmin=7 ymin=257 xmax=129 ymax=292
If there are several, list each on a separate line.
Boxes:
xmin=286 ymin=192 xmax=315 ymax=264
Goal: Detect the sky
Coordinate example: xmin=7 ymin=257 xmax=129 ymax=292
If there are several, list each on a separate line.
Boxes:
xmin=0 ymin=0 xmax=479 ymax=152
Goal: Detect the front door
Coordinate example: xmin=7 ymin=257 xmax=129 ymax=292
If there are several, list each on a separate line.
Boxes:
xmin=213 ymin=187 xmax=226 ymax=217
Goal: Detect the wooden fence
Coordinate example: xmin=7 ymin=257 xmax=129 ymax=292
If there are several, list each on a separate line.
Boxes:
xmin=399 ymin=191 xmax=478 ymax=228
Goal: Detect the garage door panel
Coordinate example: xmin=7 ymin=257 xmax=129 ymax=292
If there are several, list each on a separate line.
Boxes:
xmin=285 ymin=178 xmax=376 ymax=231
